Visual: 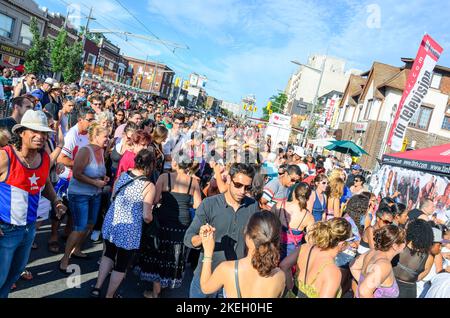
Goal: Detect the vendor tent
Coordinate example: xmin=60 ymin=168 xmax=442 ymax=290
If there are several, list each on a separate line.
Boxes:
xmin=382 ymin=143 xmax=450 ymax=177
xmin=371 ymin=144 xmax=450 ymax=222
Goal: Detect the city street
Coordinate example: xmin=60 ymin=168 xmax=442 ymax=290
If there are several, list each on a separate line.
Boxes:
xmin=10 ymin=222 xmax=193 ymax=298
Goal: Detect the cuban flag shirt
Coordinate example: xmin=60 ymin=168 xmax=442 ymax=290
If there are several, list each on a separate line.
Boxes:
xmin=0 ymin=145 xmax=50 ymax=226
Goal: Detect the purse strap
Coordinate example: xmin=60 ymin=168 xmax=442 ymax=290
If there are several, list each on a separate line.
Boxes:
xmin=112 ymin=174 xmax=148 ymax=201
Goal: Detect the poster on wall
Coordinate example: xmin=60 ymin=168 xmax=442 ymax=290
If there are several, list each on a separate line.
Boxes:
xmin=371 ymin=165 xmax=450 ymax=222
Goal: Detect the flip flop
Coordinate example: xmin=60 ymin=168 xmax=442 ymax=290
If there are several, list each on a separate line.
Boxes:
xmin=90 ymin=287 xmax=101 ymax=298
xmin=20 ymin=270 xmax=33 ymax=281
xmin=58 ymin=263 xmax=71 ymax=276
xmin=48 ymin=241 xmax=60 ymax=254
xmin=31 ymin=242 xmax=38 ymax=250
xmin=71 ymin=253 xmax=91 ymax=260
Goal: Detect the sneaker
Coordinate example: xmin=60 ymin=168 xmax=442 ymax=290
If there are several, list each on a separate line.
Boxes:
xmin=90 ymin=230 xmax=101 ymax=242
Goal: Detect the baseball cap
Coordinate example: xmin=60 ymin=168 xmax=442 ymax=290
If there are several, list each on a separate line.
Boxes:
xmin=12 ymin=110 xmax=54 ymax=133
xmin=352 ymin=164 xmax=362 ymax=170
xmin=293 ymin=146 xmax=305 ymax=157
xmin=432 ymin=227 xmax=443 ymax=243
xmin=44 ymin=78 xmax=54 ymax=86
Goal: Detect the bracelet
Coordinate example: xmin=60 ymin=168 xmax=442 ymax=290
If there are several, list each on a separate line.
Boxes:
xmin=202 ymin=256 xmax=212 ymax=262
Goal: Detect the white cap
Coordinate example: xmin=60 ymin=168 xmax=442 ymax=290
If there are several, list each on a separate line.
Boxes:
xmin=293 ymin=146 xmax=305 ymax=157
xmin=44 ymin=78 xmax=54 ymax=85
xmin=12 ymin=110 xmax=54 ymax=133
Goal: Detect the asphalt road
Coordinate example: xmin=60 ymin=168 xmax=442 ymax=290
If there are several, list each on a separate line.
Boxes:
xmin=9 ymin=222 xmax=193 ymax=298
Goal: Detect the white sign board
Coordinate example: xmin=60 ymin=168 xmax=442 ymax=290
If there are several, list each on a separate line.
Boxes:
xmin=269 ymin=113 xmax=291 ymax=126
xmin=187 ymin=87 xmax=200 ymax=97
xmin=265 ymin=124 xmax=291 ymax=152
xmin=189 ymin=73 xmax=199 ymax=86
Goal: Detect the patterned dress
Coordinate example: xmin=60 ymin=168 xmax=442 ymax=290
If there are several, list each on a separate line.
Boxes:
xmin=135 ymin=174 xmax=193 ymax=289
xmin=102 ymin=172 xmax=149 ymax=250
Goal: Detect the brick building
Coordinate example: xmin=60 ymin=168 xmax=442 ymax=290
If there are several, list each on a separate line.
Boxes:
xmin=43 ymin=11 xmax=79 ymax=44
xmin=0 ymin=0 xmax=46 ymax=68
xmin=124 ymin=56 xmax=174 ymax=98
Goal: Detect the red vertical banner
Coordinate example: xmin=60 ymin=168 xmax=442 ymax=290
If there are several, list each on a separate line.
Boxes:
xmin=387 ymin=35 xmax=443 ymax=151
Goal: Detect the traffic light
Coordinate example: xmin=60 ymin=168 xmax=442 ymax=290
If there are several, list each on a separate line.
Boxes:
xmin=243 ymin=103 xmax=248 ymax=110
xmin=253 ymin=106 xmax=257 ymax=112
xmin=175 ymin=77 xmax=181 ymax=87
xmin=266 ymin=101 xmax=272 ymax=110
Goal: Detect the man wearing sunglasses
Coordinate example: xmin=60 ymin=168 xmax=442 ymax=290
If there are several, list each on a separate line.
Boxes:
xmin=261 ymin=164 xmax=302 ymax=211
xmin=184 ymin=163 xmax=259 ymax=298
xmin=13 ymin=73 xmax=37 ymax=98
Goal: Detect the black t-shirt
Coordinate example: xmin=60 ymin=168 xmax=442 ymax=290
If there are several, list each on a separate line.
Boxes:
xmin=0 ymin=117 xmax=17 ymax=135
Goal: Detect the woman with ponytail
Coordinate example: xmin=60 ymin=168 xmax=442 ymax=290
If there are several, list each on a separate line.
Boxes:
xmin=272 ymin=182 xmax=315 ymax=260
xmin=199 ymin=212 xmax=285 ymax=298
xmin=282 ymin=218 xmax=352 ymax=298
xmin=350 ymin=225 xmax=406 ymax=298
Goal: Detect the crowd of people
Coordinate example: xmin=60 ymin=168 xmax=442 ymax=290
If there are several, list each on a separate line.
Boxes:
xmin=0 ymin=72 xmax=449 ymax=299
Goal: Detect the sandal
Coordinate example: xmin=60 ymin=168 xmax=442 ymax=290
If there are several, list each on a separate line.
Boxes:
xmin=48 ymin=241 xmax=60 ymax=254
xmin=20 ymin=270 xmax=33 ymax=281
xmin=31 ymin=242 xmax=38 ymax=250
xmin=90 ymin=287 xmax=101 ymax=298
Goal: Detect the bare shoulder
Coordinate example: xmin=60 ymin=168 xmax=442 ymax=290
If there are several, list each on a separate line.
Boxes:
xmin=0 ymin=148 xmax=8 ymax=170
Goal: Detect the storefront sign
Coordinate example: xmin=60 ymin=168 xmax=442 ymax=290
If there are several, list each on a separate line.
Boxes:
xmin=0 ymin=43 xmax=25 ymax=58
xmin=354 ymin=122 xmax=368 ymax=132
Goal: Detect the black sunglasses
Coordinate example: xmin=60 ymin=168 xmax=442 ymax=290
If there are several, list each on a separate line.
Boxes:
xmin=231 ymin=179 xmax=252 ymax=192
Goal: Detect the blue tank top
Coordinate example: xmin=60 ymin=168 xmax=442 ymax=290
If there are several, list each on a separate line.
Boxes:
xmin=312 ymin=191 xmax=326 ymax=222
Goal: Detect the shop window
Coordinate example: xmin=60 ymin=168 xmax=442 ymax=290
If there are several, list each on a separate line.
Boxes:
xmin=0 ymin=14 xmax=14 ymax=38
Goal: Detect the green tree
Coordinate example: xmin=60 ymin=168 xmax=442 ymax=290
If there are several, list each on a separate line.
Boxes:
xmin=50 ymin=29 xmax=68 ymax=75
xmin=24 ymin=17 xmax=50 ymax=76
xmin=62 ymin=40 xmax=84 ymax=83
xmin=79 ymin=26 xmax=103 ymax=45
xmin=262 ymin=92 xmax=288 ymax=120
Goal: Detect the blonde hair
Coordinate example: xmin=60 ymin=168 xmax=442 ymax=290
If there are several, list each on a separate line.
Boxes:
xmin=88 ymin=123 xmax=108 ymax=142
xmin=0 ymin=128 xmax=11 ymax=147
xmin=308 ymin=218 xmax=351 ymax=249
xmin=329 ymin=168 xmax=345 ymax=183
xmin=151 ymin=125 xmax=168 ymax=144
xmin=329 ymin=177 xmax=345 ymax=199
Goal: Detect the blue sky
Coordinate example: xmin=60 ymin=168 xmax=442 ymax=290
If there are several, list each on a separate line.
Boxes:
xmin=40 ymin=0 xmax=450 ymax=117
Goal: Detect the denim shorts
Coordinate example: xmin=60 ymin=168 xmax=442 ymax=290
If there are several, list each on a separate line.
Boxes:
xmin=335 ymin=250 xmax=356 ymax=269
xmin=68 ymin=193 xmax=102 ymax=232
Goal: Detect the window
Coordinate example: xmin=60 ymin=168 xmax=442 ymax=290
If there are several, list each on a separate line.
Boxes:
xmin=108 ymin=61 xmax=114 ymax=70
xmin=0 ymin=13 xmax=14 ymax=38
xmin=343 ymin=105 xmax=349 ymax=121
xmin=357 ymin=104 xmax=364 ymax=121
xmin=409 ymin=105 xmax=433 ymax=130
xmin=442 ymin=116 xmax=450 ymax=130
xmin=363 ymin=99 xmax=374 ymax=120
xmin=97 ymin=57 xmax=105 ymax=67
xmin=20 ymin=23 xmax=32 ymax=45
xmin=86 ymin=53 xmax=96 ymax=65
xmin=430 ymin=72 xmax=442 ymax=89
xmin=443 ymin=105 xmax=450 ymax=130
